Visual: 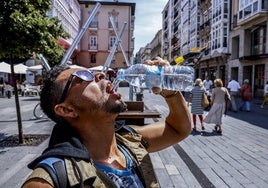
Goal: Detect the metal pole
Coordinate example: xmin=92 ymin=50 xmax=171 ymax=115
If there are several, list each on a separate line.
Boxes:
xmin=109 ymin=17 xmax=129 ymax=66
xmin=37 ymin=54 xmax=51 ymax=71
xmin=102 ymin=22 xmax=127 ymax=73
xmin=128 ymin=55 xmax=134 ymax=100
xmin=60 ymin=2 xmax=101 ymax=66
xmin=129 ymin=85 xmax=134 ymax=101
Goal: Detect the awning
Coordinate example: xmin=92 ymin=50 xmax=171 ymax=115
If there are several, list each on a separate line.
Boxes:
xmin=0 ymin=62 xmax=11 ymax=73
xmin=27 ymin=65 xmax=43 ymax=72
xmin=14 ymin=63 xmax=28 ymax=74
xmin=0 ymin=62 xmax=28 ymax=74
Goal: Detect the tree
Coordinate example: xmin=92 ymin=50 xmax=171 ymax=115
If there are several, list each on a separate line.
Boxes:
xmin=0 ymin=0 xmax=69 ymax=143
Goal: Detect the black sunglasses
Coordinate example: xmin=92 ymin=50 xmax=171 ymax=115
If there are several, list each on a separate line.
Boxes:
xmin=59 ymin=70 xmax=94 ymax=103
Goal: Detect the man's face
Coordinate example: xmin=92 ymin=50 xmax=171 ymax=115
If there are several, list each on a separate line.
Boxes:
xmin=57 ymin=68 xmax=126 ymax=116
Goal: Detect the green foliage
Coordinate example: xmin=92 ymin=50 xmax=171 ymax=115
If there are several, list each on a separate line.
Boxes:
xmin=0 ymin=0 xmax=69 ymax=66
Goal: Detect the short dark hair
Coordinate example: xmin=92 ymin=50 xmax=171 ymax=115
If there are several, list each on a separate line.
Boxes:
xmin=40 ymin=65 xmax=70 ymax=123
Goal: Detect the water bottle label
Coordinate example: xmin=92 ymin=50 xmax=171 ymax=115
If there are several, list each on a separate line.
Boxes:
xmin=117 ymin=69 xmax=125 ymax=81
xmin=145 ymin=65 xmax=162 ymax=88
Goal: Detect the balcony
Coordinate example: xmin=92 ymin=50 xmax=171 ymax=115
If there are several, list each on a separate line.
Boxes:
xmin=238 ymin=1 xmax=268 ymax=26
xmin=89 ymin=21 xmax=98 ymax=29
xmin=239 ymin=53 xmax=268 ymax=61
xmin=88 ymin=44 xmax=98 ymax=51
xmin=174 ymin=11 xmax=179 ymax=19
xmin=171 ymin=37 xmax=178 ymax=45
xmin=108 ymin=21 xmax=118 ymax=29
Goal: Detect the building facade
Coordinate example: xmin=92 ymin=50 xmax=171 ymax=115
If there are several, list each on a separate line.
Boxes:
xmin=161 ymin=0 xmax=268 ymax=97
xmin=197 ymin=0 xmax=230 ymax=86
xmin=49 ymin=0 xmax=81 ymax=50
xmin=76 ymin=1 xmax=135 ymax=69
xmin=150 ymin=29 xmax=162 ymax=59
xmin=229 ymin=0 xmax=268 ymax=98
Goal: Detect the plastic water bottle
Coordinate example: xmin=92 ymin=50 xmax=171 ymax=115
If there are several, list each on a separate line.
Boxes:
xmin=116 ymin=64 xmax=194 ymax=91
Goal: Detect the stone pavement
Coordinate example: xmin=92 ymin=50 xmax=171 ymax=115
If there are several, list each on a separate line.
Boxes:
xmin=0 ymin=87 xmax=268 ymax=188
xmin=121 ymin=87 xmax=268 ymax=188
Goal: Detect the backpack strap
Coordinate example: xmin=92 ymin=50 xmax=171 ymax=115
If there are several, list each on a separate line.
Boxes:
xmin=35 ymin=157 xmax=68 ymax=188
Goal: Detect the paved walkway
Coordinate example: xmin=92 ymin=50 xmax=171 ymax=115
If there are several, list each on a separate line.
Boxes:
xmin=130 ymin=88 xmax=268 ymax=188
xmin=0 ymin=88 xmax=268 ymax=187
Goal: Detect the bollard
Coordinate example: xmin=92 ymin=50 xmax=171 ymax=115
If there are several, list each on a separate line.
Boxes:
xmin=136 ymin=93 xmax=143 ymax=101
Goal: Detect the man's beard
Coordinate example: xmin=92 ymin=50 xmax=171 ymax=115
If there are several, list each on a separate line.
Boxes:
xmin=103 ymin=99 xmax=127 ymax=114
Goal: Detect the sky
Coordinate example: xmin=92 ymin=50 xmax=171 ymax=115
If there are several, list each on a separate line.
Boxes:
xmin=92 ymin=0 xmax=167 ymax=54
xmin=124 ymin=0 xmax=167 ymax=54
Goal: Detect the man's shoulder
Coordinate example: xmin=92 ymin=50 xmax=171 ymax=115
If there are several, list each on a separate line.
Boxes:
xmin=22 ymin=167 xmax=54 ymax=187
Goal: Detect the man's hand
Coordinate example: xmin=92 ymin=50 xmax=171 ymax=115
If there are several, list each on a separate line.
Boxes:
xmin=143 ymin=56 xmax=170 ymax=66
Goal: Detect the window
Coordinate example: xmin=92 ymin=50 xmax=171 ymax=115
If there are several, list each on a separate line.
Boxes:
xmin=223 ymin=23 xmax=228 ymax=47
xmin=90 ymin=54 xmax=96 ymax=64
xmin=109 ymin=36 xmax=116 ymax=49
xmin=251 ymin=26 xmax=266 ymax=55
xmin=108 ymin=15 xmax=118 ymax=29
xmin=253 ymin=1 xmax=258 ymax=12
xmin=238 ymin=0 xmax=261 ymax=21
xmin=244 ymin=5 xmax=252 ymax=17
xmin=232 ymin=36 xmax=240 ymax=59
xmin=89 ymin=36 xmax=97 ymax=50
xmin=89 ymin=16 xmax=98 ymax=28
xmin=262 ymin=0 xmax=268 ymax=9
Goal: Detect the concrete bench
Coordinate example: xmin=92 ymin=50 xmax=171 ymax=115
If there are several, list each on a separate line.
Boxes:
xmin=116 ymin=101 xmax=161 ymax=125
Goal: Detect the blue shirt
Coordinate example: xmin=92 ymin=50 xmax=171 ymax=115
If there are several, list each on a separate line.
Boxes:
xmin=94 ymin=145 xmax=144 ymax=188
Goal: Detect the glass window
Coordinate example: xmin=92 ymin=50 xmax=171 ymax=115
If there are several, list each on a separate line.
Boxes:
xmin=90 ymin=54 xmax=96 ymax=64
xmin=109 ymin=36 xmax=116 ymax=49
xmin=251 ymin=26 xmax=266 ymax=55
xmin=108 ymin=15 xmax=118 ymax=29
xmin=244 ymin=5 xmax=252 ymax=17
xmin=89 ymin=16 xmax=98 ymax=28
xmin=262 ymin=0 xmax=268 ymax=9
xmin=239 ymin=10 xmax=243 ymax=19
xmin=90 ymin=36 xmax=97 ymax=46
xmin=253 ymin=1 xmax=258 ymax=12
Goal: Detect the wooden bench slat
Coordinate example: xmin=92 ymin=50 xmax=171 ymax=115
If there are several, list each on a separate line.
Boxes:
xmin=116 ymin=101 xmax=161 ymax=125
xmin=117 ymin=110 xmax=161 ymax=119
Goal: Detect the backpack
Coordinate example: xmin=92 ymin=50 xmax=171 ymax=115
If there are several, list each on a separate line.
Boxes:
xmin=34 ymin=124 xmax=148 ymax=188
xmin=35 ymin=157 xmax=68 ymax=188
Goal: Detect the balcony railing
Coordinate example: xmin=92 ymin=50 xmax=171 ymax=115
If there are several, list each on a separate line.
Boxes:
xmin=108 ymin=21 xmax=118 ymax=29
xmin=89 ymin=21 xmax=98 ymax=28
xmin=88 ymin=44 xmax=98 ymax=51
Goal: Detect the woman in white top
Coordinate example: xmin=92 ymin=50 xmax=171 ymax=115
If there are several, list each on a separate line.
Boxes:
xmin=204 ymin=79 xmax=230 ymax=134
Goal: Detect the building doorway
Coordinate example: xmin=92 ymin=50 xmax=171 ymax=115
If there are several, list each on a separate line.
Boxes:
xmin=243 ymin=65 xmax=252 ymax=83
xmin=230 ymin=67 xmax=239 ymax=81
xmin=254 ymin=64 xmax=265 ymax=98
xmin=219 ymin=65 xmax=226 ymax=86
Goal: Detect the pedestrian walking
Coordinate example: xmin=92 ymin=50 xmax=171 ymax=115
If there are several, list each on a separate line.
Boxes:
xmin=227 ymin=77 xmax=241 ymax=112
xmin=21 ymin=63 xmax=191 ymax=187
xmin=203 ymin=76 xmax=213 ymax=109
xmin=261 ymin=81 xmax=268 ymax=108
xmin=239 ymin=79 xmax=252 ymax=112
xmin=188 ymin=78 xmax=205 ymax=131
xmin=203 ymin=76 xmax=213 ymax=92
xmin=204 ymin=78 xmax=230 ymax=134
xmin=0 ymin=77 xmax=5 ymax=97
